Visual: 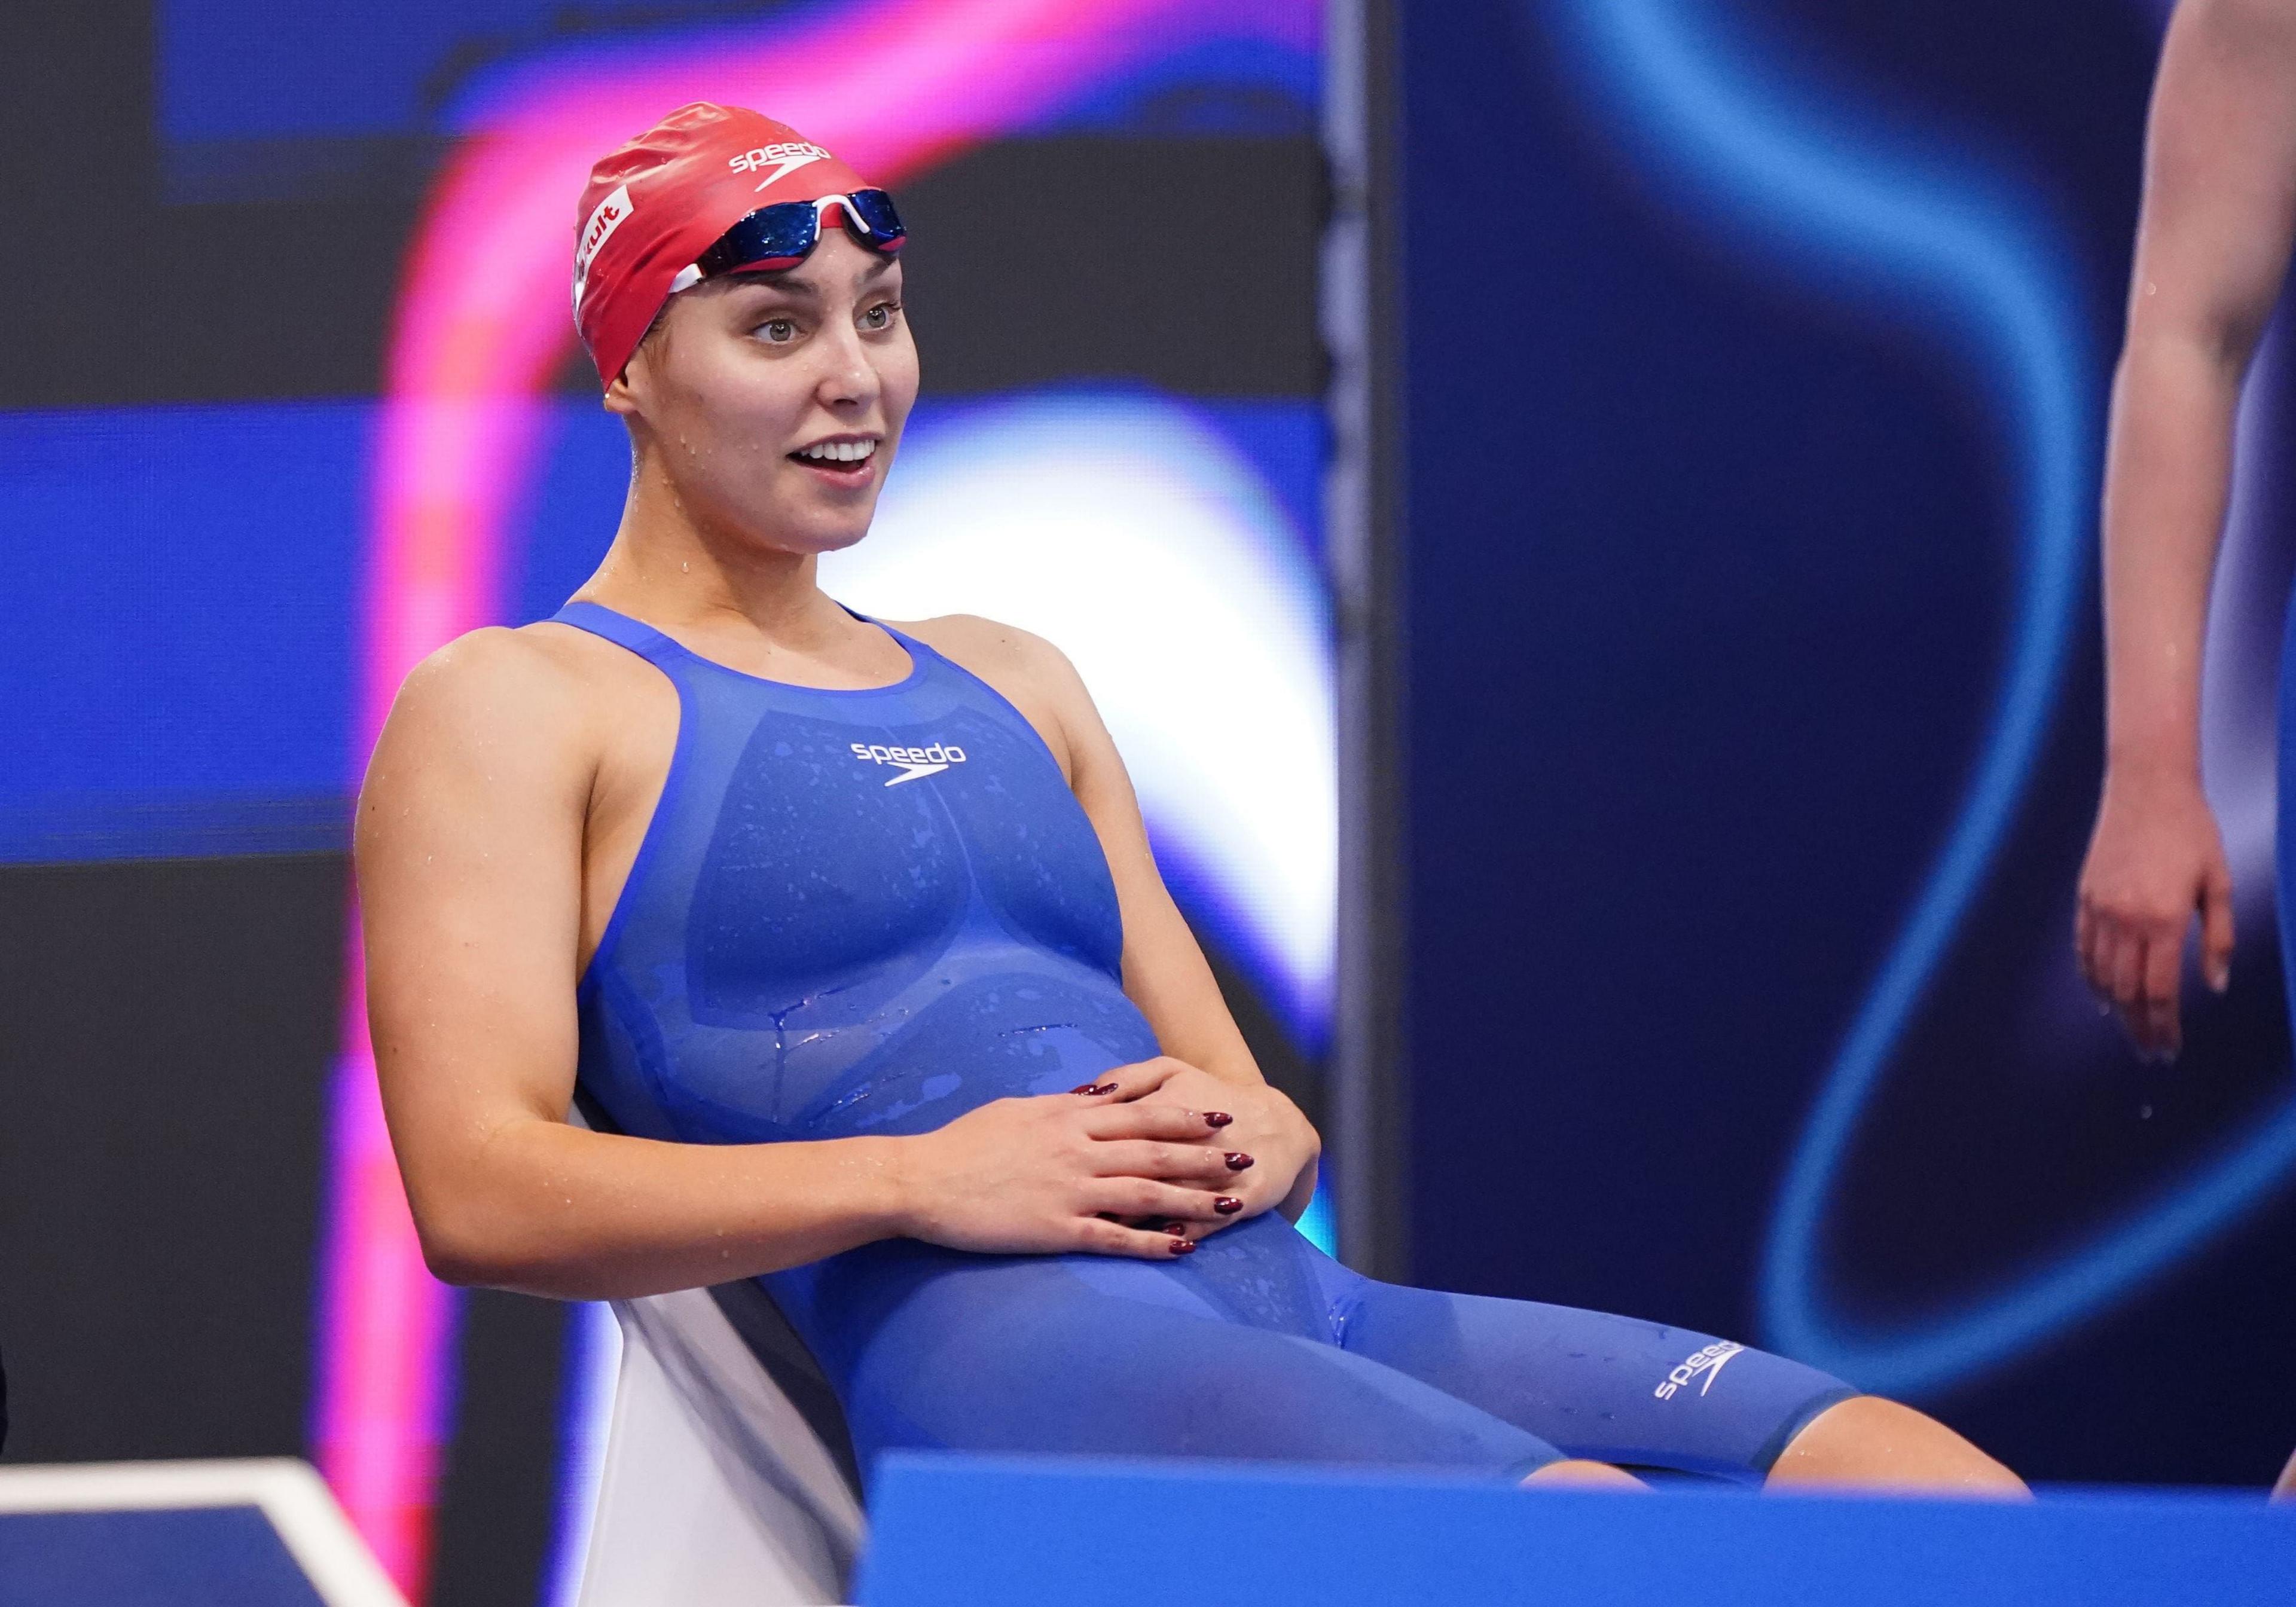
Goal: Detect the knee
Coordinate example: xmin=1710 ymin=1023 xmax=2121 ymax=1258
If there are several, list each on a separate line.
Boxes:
xmin=1766 ymin=1395 xmax=2027 ymax=1499
xmin=1522 ymin=1458 xmax=1649 ymax=1492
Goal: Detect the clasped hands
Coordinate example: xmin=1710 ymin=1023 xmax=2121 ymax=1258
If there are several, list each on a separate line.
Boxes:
xmin=893 ymin=1056 xmax=1320 ymax=1261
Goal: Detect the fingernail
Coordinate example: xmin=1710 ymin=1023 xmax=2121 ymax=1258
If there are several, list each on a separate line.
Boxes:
xmin=1225 ymin=1152 xmax=1254 ymax=1171
xmin=1071 ymin=1083 xmax=1099 ymax=1094
xmin=1169 ymin=1238 xmax=1197 ymax=1255
xmin=1204 ymin=1111 xmax=1232 ymax=1128
xmin=1215 ymin=1196 xmax=1242 ymax=1215
xmin=1164 ymin=1221 xmax=1189 ymax=1237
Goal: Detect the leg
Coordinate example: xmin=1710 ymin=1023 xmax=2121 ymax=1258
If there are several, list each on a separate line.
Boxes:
xmin=804 ymin=1238 xmax=1580 ymax=1482
xmin=1333 ymin=1278 xmax=1864 ymax=1483
xmin=1522 ymin=1459 xmax=1648 ymax=1491
xmin=1766 ymin=1395 xmax=2026 ymax=1498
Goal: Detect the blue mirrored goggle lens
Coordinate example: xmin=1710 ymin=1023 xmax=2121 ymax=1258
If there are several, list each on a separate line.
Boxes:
xmin=693 ymin=190 xmax=906 ymax=279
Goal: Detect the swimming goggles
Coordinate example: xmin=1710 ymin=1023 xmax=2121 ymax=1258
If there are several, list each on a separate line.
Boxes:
xmin=667 ymin=190 xmax=907 ymax=294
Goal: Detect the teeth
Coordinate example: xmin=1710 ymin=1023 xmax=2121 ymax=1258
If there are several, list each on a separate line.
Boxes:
xmin=799 ymin=439 xmax=874 ymax=463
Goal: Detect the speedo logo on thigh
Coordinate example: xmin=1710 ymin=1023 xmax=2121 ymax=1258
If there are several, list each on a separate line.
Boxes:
xmin=1654 ymin=1340 xmax=1744 ymax=1400
xmin=850 ymin=740 xmax=968 ymax=787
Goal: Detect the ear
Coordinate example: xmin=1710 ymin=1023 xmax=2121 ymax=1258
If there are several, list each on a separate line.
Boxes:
xmin=602 ymin=356 xmax=643 ymax=418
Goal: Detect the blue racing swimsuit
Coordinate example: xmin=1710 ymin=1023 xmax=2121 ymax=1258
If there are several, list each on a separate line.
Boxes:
xmin=558 ymin=601 xmax=1857 ymax=1485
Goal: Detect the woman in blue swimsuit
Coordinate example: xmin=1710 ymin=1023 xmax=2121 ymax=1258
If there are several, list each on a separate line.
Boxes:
xmin=361 ymin=103 xmax=2023 ymax=1502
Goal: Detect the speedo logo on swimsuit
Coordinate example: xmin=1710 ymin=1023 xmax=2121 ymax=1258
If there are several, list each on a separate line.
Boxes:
xmin=851 ymin=741 xmax=969 ymax=787
xmin=729 ymin=141 xmax=831 ymax=190
xmin=1653 ymin=1340 xmax=1743 ymax=1401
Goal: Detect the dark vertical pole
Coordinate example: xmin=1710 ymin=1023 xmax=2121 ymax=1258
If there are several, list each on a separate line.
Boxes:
xmin=1325 ymin=0 xmax=1412 ymax=1279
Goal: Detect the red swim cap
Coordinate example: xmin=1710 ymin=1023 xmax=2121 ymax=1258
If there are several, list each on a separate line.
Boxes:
xmin=573 ymin=102 xmax=881 ymax=388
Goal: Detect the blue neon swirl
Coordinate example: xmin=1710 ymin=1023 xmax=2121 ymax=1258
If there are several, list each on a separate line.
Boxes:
xmin=1544 ymin=0 xmax=2296 ymax=1394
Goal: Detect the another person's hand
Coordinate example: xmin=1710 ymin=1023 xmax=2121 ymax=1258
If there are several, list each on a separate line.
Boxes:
xmin=1110 ymin=1058 xmax=1320 ymax=1241
xmin=2075 ymin=766 xmax=2234 ymax=1060
xmin=892 ymin=1062 xmax=1242 ymax=1258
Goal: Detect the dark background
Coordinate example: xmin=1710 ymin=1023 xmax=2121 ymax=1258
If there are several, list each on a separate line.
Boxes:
xmin=1399 ymin=0 xmax=2296 ymax=1489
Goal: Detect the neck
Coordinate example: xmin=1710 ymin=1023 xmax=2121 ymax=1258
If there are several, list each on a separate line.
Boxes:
xmin=577 ymin=448 xmax=852 ymax=647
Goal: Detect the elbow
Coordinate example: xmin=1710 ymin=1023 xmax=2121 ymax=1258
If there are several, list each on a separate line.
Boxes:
xmin=414 ymin=1218 xmax=502 ymax=1289
xmin=410 ymin=1196 xmax=531 ymax=1290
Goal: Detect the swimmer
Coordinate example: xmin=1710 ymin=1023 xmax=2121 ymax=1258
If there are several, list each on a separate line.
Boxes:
xmin=358 ymin=103 xmax=2022 ymax=1533
xmin=2071 ymin=0 xmax=2296 ymax=1496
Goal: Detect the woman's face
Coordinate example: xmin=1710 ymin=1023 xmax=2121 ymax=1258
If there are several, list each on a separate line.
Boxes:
xmin=611 ymin=227 xmax=919 ymax=557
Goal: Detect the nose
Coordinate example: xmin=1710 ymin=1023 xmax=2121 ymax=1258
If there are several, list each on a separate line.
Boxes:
xmin=813 ymin=314 xmax=881 ymax=415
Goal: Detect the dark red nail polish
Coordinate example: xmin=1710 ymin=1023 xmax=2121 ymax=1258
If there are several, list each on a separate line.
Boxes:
xmin=1092 ymin=1082 xmax=1118 ymax=1095
xmin=1071 ymin=1083 xmax=1098 ymax=1094
xmin=1215 ymin=1196 xmax=1242 ymax=1215
xmin=1164 ymin=1221 xmax=1188 ymax=1237
xmin=1225 ymin=1152 xmax=1253 ymax=1171
xmin=1169 ymin=1238 xmax=1196 ymax=1254
xmin=1204 ymin=1111 xmax=1233 ymax=1128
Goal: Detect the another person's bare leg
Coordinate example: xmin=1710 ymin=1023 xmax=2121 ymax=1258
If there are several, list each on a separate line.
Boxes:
xmin=1766 ymin=1396 xmax=2026 ymax=1497
xmin=1522 ymin=1459 xmax=1648 ymax=1491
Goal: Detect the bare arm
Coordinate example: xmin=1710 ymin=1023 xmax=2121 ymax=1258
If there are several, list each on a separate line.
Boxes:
xmin=360 ymin=630 xmax=1220 ymax=1300
xmin=2078 ymin=0 xmax=2296 ymax=1053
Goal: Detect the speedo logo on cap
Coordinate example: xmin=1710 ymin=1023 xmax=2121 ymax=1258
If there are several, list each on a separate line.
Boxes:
xmin=572 ymin=183 xmax=634 ymax=310
xmin=851 ymin=741 xmax=967 ymax=787
xmin=730 ymin=141 xmax=832 ymax=190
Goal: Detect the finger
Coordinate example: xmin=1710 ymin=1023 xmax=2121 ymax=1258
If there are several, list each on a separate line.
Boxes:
xmin=1088 ymin=1139 xmax=1252 ymax=1183
xmin=1076 ymin=1214 xmax=1199 ymax=1260
xmin=1067 ymin=1055 xmax=1192 ymax=1101
xmin=2103 ymin=925 xmax=2145 ymax=1010
xmin=1091 ymin=1178 xmax=1247 ymax=1223
xmin=2202 ymin=863 xmax=2236 ymax=994
xmin=2139 ymin=928 xmax=2182 ymax=1059
xmin=2074 ymin=902 xmax=2100 ymax=987
xmin=1081 ymin=1103 xmax=1237 ymax=1142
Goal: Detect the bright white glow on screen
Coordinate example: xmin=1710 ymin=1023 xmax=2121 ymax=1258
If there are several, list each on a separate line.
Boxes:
xmin=823 ymin=392 xmax=1338 ymax=1042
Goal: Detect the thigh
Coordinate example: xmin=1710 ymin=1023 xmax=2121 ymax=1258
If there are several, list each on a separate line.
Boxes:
xmin=1337 ymin=1279 xmax=1856 ymax=1481
xmin=820 ymin=1242 xmax=1567 ymax=1486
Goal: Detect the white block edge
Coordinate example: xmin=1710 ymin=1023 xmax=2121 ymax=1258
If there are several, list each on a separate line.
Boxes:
xmin=0 ymin=1457 xmax=407 ymax=1607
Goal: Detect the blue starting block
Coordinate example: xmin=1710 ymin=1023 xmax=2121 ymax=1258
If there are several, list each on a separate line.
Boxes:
xmin=0 ymin=1460 xmax=402 ymax=1607
xmin=859 ymin=1453 xmax=2296 ymax=1606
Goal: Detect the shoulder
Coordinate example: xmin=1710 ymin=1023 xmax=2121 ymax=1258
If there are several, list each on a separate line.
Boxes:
xmin=365 ymin=622 xmax=646 ymax=806
xmin=384 ymin=623 xmax=607 ymax=741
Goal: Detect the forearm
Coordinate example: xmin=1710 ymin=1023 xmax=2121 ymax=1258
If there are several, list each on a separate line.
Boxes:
xmin=407 ymin=1117 xmax=912 ymax=1300
xmin=2099 ymin=329 xmax=2246 ymax=781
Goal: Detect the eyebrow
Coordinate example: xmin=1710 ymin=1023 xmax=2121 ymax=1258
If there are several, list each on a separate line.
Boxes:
xmin=719 ymin=253 xmax=900 ymax=300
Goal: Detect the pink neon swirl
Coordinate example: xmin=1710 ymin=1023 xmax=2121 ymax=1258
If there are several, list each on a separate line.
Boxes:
xmin=317 ymin=0 xmax=1315 ymax=1594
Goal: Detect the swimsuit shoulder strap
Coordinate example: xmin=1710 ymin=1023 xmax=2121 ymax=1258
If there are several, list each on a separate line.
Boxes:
xmin=548 ymin=600 xmax=695 ymax=671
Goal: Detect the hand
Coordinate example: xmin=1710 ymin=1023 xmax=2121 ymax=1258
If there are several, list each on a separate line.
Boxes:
xmin=2075 ymin=765 xmax=2233 ymax=1060
xmin=891 ymin=1064 xmax=1245 ymax=1260
xmin=1107 ymin=1058 xmax=1321 ymax=1241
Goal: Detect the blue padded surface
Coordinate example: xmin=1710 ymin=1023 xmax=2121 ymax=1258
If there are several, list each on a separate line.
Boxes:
xmin=0 ymin=1507 xmax=325 ymax=1606
xmin=860 ymin=1453 xmax=2296 ymax=1606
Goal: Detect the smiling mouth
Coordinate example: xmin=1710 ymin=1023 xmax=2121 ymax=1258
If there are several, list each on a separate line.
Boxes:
xmin=790 ymin=439 xmax=878 ymax=477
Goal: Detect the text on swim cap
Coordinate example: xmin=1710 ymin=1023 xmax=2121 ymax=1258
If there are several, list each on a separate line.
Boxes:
xmin=729 ymin=142 xmax=832 ymax=191
xmin=573 ymin=184 xmax=634 ymax=311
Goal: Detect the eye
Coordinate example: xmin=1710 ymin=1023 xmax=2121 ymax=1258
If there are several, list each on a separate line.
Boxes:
xmin=755 ymin=317 xmax=799 ymax=344
xmin=859 ymin=299 xmax=901 ymax=332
